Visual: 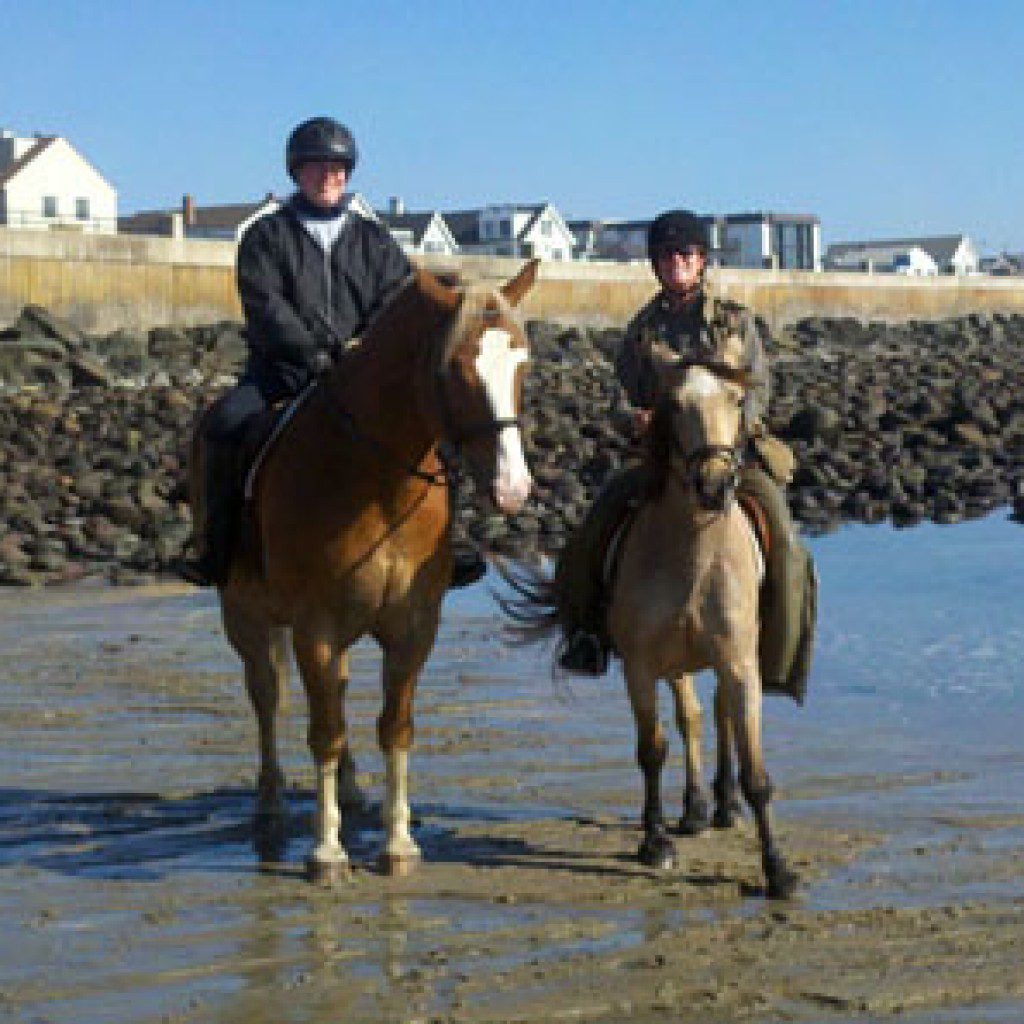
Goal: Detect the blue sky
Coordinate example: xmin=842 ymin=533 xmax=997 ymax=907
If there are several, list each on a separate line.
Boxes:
xmin=3 ymin=1 xmax=1022 ymax=251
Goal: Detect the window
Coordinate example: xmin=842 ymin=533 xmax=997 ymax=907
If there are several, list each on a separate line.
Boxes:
xmin=75 ymin=197 xmax=90 ymax=221
xmin=540 ymin=220 xmax=552 ymax=236
xmin=42 ymin=195 xmax=58 ymax=218
xmin=499 ymin=219 xmax=511 ymax=239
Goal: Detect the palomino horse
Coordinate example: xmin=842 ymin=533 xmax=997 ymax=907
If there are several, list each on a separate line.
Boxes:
xmin=195 ymin=260 xmax=536 ymax=883
xmin=503 ymin=342 xmax=797 ymax=899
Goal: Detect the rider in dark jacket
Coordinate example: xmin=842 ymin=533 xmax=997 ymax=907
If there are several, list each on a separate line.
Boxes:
xmin=181 ymin=118 xmax=418 ymax=586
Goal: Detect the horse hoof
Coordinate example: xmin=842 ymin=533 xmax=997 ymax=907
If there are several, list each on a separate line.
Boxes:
xmin=712 ymin=802 xmax=742 ymax=829
xmin=677 ymin=815 xmax=709 ymax=837
xmin=638 ymin=836 xmax=676 ymax=870
xmin=379 ymin=851 xmax=421 ymax=877
xmin=766 ymin=863 xmax=799 ymax=900
xmin=305 ymin=857 xmax=352 ymax=887
xmin=253 ymin=824 xmax=289 ymax=864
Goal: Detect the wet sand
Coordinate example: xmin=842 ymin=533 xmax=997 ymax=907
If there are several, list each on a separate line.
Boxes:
xmin=2 ymin=518 xmax=1024 ymax=1023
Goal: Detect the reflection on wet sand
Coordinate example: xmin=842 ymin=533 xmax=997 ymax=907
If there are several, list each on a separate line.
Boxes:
xmin=1 ymin=516 xmax=1024 ymax=1021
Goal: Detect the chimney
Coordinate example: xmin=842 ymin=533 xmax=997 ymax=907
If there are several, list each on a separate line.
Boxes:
xmin=389 ymin=196 xmax=404 ymax=216
xmin=182 ymin=193 xmax=196 ymax=227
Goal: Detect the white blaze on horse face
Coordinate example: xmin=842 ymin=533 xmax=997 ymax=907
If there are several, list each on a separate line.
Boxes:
xmin=683 ymin=365 xmax=722 ymax=400
xmin=476 ymin=327 xmax=532 ymax=513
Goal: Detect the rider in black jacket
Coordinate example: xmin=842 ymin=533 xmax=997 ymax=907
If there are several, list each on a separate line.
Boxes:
xmin=181 ymin=117 xmax=483 ymax=587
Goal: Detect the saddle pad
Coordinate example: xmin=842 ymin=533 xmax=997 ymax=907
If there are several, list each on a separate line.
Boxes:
xmin=243 ymin=380 xmax=318 ymax=501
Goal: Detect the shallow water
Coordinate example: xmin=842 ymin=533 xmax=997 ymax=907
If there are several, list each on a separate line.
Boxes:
xmin=1 ymin=514 xmax=1023 ymax=1023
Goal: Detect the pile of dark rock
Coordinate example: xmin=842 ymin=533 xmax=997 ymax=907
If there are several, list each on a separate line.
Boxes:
xmin=2 ymin=304 xmax=1024 ymax=586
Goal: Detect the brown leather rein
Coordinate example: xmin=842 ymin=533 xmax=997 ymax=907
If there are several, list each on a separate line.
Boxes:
xmin=658 ymin=358 xmax=750 ymax=508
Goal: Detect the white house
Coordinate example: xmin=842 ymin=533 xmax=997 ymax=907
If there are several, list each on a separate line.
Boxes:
xmin=377 ymin=198 xmax=459 ymax=255
xmin=120 ymin=191 xmax=377 ymax=241
xmin=0 ymin=130 xmax=117 ymax=234
xmin=446 ymin=202 xmax=575 ymax=261
xmin=826 ymin=235 xmax=979 ymax=276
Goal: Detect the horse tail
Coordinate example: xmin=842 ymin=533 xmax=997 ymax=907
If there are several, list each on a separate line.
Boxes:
xmin=492 ymin=556 xmax=563 ymax=645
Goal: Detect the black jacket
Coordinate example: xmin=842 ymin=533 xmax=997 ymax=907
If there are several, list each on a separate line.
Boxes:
xmin=236 ymin=200 xmax=412 ymax=396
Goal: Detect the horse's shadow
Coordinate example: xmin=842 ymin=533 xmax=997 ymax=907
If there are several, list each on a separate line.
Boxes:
xmin=0 ymin=787 xmax=746 ymax=890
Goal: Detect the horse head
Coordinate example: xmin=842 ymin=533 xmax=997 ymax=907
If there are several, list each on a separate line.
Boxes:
xmin=424 ymin=259 xmax=538 ymax=515
xmin=648 ymin=345 xmax=749 ymax=512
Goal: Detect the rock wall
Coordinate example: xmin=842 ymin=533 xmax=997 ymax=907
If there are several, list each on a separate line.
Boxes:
xmin=1 ymin=305 xmax=1023 ymax=585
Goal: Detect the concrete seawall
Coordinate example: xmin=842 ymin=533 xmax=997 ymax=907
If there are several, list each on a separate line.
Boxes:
xmin=4 ymin=225 xmax=1024 ymax=333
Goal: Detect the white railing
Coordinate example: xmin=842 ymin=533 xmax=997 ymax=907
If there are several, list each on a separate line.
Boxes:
xmin=0 ymin=208 xmax=119 ymax=233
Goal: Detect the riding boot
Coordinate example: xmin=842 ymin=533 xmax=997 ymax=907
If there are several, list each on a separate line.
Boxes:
xmin=449 ymin=539 xmax=487 ymax=589
xmin=738 ymin=465 xmax=816 ymax=704
xmin=176 ymin=438 xmax=238 ymax=588
xmin=556 ymin=463 xmax=647 ymax=675
xmin=445 ymin=454 xmax=487 ymax=589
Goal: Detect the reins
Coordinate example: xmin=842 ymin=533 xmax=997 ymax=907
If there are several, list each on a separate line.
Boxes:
xmin=656 ymin=358 xmax=749 ymax=509
xmin=325 ymin=401 xmax=452 ymax=487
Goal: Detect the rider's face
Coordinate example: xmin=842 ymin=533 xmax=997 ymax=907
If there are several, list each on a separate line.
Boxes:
xmin=655 ymin=246 xmax=707 ymax=296
xmin=296 ymin=160 xmax=349 ymax=209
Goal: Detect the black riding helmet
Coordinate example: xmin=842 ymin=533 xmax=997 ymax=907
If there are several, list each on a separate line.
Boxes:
xmin=647 ymin=209 xmax=708 ymax=263
xmin=286 ymin=117 xmax=359 ymax=180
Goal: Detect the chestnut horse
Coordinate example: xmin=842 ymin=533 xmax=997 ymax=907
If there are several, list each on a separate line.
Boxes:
xmin=502 ymin=343 xmax=797 ymax=899
xmin=195 ymin=260 xmax=536 ymax=882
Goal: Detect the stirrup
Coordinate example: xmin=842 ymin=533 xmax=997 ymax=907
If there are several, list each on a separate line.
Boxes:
xmin=449 ymin=546 xmax=487 ymax=589
xmin=558 ymin=631 xmax=610 ymax=676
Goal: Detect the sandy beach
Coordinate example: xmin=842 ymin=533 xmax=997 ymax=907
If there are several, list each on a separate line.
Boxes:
xmin=1 ymin=514 xmax=1023 ymax=1023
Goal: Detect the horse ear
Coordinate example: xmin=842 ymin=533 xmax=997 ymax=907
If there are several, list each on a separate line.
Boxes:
xmin=416 ymin=267 xmax=462 ymax=312
xmin=501 ymin=258 xmax=540 ymax=307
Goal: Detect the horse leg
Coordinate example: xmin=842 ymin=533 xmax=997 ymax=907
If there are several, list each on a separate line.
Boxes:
xmin=624 ymin=664 xmax=675 ymax=869
xmin=377 ymin=642 xmax=430 ymax=876
xmin=292 ymin=628 xmax=352 ymax=885
xmin=721 ymin=661 xmax=798 ymax=899
xmin=376 ymin=638 xmax=432 ymax=872
xmin=669 ymin=674 xmax=710 ymax=836
xmin=221 ymin=600 xmax=288 ymax=832
xmin=338 ymin=742 xmax=368 ymax=813
xmin=712 ymin=684 xmax=742 ymax=829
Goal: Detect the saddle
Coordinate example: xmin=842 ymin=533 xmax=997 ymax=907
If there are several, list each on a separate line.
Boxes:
xmin=195 ymin=384 xmax=317 ymax=580
xmin=597 ymin=482 xmax=773 ymax=604
xmin=242 ymin=382 xmax=318 ymax=502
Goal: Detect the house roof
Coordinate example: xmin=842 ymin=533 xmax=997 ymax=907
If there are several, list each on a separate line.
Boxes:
xmin=442 ymin=210 xmax=483 ymax=246
xmin=120 ymin=197 xmax=277 ymax=233
xmin=377 ymin=210 xmax=436 ymax=245
xmin=827 ymin=235 xmax=968 ymax=266
xmin=715 ymin=212 xmax=819 ymax=225
xmin=0 ymin=136 xmax=57 ymax=187
xmin=602 ymin=219 xmax=651 ymax=233
xmin=442 ymin=203 xmax=569 ymax=245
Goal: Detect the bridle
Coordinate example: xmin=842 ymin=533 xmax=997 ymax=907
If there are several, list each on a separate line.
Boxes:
xmin=660 ymin=358 xmax=748 ymax=511
xmin=323 ymin=342 xmax=526 ymax=488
